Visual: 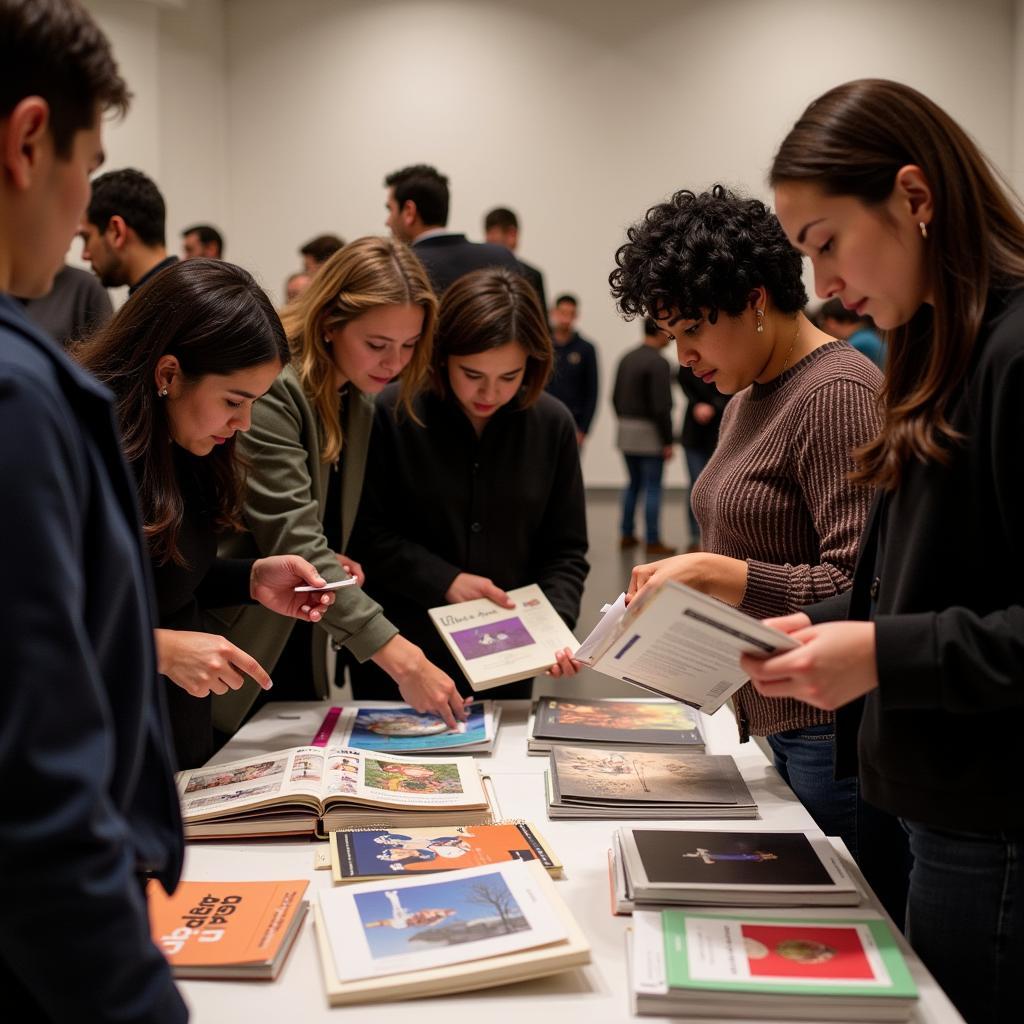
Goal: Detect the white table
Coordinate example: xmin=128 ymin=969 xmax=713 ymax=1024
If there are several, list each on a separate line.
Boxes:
xmin=178 ymin=700 xmax=964 ymax=1023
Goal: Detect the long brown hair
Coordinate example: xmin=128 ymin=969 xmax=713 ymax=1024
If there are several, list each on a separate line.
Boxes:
xmin=78 ymin=259 xmax=288 ymax=565
xmin=770 ymin=78 xmax=1024 ymax=488
xmin=280 ymin=236 xmax=437 ymax=464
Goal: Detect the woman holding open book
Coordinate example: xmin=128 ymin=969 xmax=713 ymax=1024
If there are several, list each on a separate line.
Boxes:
xmin=347 ymin=266 xmax=589 ymax=699
xmin=609 ymin=186 xmax=909 ymax=922
xmin=740 ymin=80 xmax=1024 ymax=1024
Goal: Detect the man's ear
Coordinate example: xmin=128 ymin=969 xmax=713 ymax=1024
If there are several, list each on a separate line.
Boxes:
xmin=106 ymin=214 xmax=130 ymax=250
xmin=401 ymin=199 xmax=418 ymax=227
xmin=3 ymin=96 xmax=51 ymax=191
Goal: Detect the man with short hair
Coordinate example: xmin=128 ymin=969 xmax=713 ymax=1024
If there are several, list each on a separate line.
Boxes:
xmin=384 ymin=164 xmax=519 ymax=294
xmin=299 ymin=233 xmax=344 ymax=274
xmin=79 ymin=167 xmax=177 ymax=293
xmin=819 ymin=296 xmax=886 ymax=369
xmin=546 ymin=293 xmax=599 ymax=445
xmin=0 ymin=1 xmax=186 ymax=1020
xmin=181 ymin=222 xmax=224 ymax=260
xmin=484 ymin=206 xmax=547 ymax=314
xmin=284 ymin=270 xmax=311 ymax=304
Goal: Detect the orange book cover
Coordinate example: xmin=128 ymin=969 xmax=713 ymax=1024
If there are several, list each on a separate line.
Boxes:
xmin=147 ymin=879 xmax=309 ymax=978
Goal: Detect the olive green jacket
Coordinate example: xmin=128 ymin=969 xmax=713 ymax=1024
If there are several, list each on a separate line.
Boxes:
xmin=209 ymin=365 xmax=398 ymax=733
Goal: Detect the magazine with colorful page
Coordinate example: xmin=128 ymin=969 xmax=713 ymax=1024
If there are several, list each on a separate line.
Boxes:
xmin=428 ymin=584 xmax=579 ymax=690
xmin=330 ymin=822 xmax=563 ymax=882
xmin=313 ymin=861 xmax=590 ymax=1005
xmin=328 ymin=701 xmax=500 ymax=754
xmin=629 ymin=908 xmax=918 ymax=1020
xmin=176 ymin=746 xmax=493 ymax=839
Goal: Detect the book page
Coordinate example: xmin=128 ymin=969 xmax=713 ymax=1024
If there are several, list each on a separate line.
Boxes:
xmin=329 ymin=702 xmax=494 ymax=753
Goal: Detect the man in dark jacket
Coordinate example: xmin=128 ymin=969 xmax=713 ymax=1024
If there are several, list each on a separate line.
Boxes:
xmin=0 ymin=2 xmax=186 ymax=1020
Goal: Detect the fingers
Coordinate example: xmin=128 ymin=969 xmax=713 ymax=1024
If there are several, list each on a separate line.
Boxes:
xmin=485 ymin=582 xmax=514 ymax=608
xmin=228 ymin=644 xmax=273 ymax=691
xmin=435 ymin=697 xmax=458 ymax=730
xmin=627 ymin=563 xmax=654 ymax=600
xmin=763 ymin=612 xmax=813 ymax=634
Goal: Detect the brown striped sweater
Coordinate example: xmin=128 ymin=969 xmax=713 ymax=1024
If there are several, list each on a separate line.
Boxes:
xmin=691 ymin=341 xmax=883 ymax=739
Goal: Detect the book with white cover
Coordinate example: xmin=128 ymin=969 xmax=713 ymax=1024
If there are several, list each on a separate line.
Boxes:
xmin=574 ymin=581 xmax=798 ymax=714
xmin=428 ymin=584 xmax=579 ymax=691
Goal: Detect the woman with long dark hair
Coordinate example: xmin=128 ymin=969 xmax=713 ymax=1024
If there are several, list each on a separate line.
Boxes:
xmin=747 ymin=79 xmax=1024 ymax=1024
xmin=79 ymin=259 xmax=333 ymax=768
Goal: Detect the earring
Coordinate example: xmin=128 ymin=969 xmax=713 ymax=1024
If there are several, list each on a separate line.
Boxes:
xmin=755 ymin=308 xmax=765 ymax=334
xmin=919 ymin=222 xmax=928 ymax=239
xmin=158 ymin=387 xmax=169 ymax=398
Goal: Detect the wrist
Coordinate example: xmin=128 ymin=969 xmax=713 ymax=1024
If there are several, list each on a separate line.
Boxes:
xmin=153 ymin=628 xmax=172 ymax=675
xmin=371 ymin=635 xmax=422 ymax=682
xmin=249 ymin=558 xmax=263 ymax=601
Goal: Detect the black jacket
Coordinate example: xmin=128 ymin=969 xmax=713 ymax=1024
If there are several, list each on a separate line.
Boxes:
xmin=809 ymin=290 xmax=1024 ymax=831
xmin=677 ymin=364 xmax=730 ymax=451
xmin=411 ymin=233 xmax=521 ymax=295
xmin=349 ymin=386 xmax=589 ymax=695
xmin=547 ymin=332 xmax=599 ymax=435
xmin=0 ymin=296 xmax=185 ymax=1022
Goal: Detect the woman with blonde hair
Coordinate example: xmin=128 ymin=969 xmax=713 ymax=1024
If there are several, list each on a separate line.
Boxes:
xmin=211 ymin=236 xmax=470 ymax=733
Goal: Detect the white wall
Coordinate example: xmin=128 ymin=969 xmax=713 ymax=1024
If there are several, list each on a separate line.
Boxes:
xmin=84 ymin=0 xmax=1021 ymax=484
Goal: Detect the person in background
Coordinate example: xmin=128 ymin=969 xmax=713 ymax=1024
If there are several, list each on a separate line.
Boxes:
xmin=19 ymin=261 xmax=112 ymax=347
xmin=79 ymin=167 xmax=177 ymax=294
xmin=0 ymin=1 xmax=185 ymax=1018
xmin=676 ymin=357 xmax=730 ymax=551
xmin=483 ymin=205 xmax=547 ymax=314
xmin=299 ymin=233 xmax=344 ymax=275
xmin=284 ymin=270 xmax=312 ymax=304
xmin=181 ymin=223 xmax=224 ymax=260
xmin=612 ymin=317 xmax=675 ymax=556
xmin=77 ymin=259 xmax=334 ymax=769
xmin=612 ymin=185 xmax=907 ymax=924
xmin=348 ymin=266 xmax=588 ymax=700
xmin=758 ymin=78 xmax=1024 ymax=1024
xmin=818 ymin=296 xmax=886 ymax=369
xmin=546 ymin=292 xmax=599 ymax=445
xmin=212 ymin=237 xmax=470 ymax=733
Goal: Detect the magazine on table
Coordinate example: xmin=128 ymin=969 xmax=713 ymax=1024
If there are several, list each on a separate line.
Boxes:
xmin=428 ymin=584 xmax=579 ymax=690
xmin=323 ymin=701 xmax=500 ymax=754
xmin=574 ymin=580 xmax=799 ymax=714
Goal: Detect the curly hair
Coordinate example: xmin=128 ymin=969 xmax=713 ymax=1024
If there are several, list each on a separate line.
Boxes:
xmin=609 ymin=184 xmax=807 ymax=324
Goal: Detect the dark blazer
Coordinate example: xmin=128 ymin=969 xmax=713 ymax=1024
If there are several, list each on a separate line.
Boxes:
xmin=411 ymin=233 xmax=522 ymax=294
xmin=677 ymin=364 xmax=730 ymax=451
xmin=517 ymin=257 xmax=547 ymax=316
xmin=808 ymin=290 xmax=1024 ymax=832
xmin=0 ymin=295 xmax=186 ymax=1023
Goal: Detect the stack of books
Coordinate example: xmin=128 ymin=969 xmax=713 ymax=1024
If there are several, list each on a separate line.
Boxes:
xmin=527 ymin=696 xmax=704 ymax=756
xmin=609 ymin=828 xmax=861 ymax=913
xmin=314 ymin=860 xmax=590 ymax=1004
xmin=175 ymin=746 xmax=496 ymax=839
xmin=329 ymin=701 xmax=500 ymax=755
xmin=629 ymin=908 xmax=918 ymax=1020
xmin=545 ymin=745 xmax=756 ymax=820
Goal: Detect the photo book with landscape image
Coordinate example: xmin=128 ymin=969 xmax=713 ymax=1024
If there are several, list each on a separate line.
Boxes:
xmin=327 ymin=700 xmax=500 ymax=754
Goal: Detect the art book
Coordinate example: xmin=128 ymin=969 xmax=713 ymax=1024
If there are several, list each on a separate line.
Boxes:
xmin=147 ymin=879 xmax=308 ymax=980
xmin=614 ymin=828 xmax=860 ymax=908
xmin=326 ymin=701 xmax=500 ymax=754
xmin=629 ymin=908 xmax=917 ymax=1020
xmin=329 ymin=822 xmax=562 ymax=882
xmin=529 ymin=695 xmax=704 ymax=755
xmin=547 ymin=746 xmax=756 ymax=820
xmin=428 ymin=584 xmax=579 ymax=690
xmin=574 ymin=581 xmax=798 ymax=714
xmin=176 ymin=746 xmax=494 ymax=839
xmin=314 ymin=861 xmax=590 ymax=1004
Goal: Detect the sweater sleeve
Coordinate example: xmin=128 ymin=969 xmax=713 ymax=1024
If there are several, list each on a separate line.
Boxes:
xmin=742 ymin=377 xmax=880 ymax=617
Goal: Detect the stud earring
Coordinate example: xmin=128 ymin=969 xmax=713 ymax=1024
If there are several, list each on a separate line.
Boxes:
xmin=158 ymin=387 xmax=169 ymax=398
xmin=755 ymin=309 xmax=765 ymax=334
xmin=919 ymin=222 xmax=928 ymax=239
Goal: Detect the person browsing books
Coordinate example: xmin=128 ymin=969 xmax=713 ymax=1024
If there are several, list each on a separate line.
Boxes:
xmin=609 ymin=186 xmax=909 ymax=922
xmin=347 ymin=266 xmax=589 ymax=699
xmin=739 ymin=79 xmax=1024 ymax=1024
xmin=77 ymin=259 xmax=335 ymax=769
xmin=212 ymin=237 xmax=470 ymax=731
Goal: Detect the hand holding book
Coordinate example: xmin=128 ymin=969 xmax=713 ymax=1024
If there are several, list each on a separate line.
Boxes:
xmin=627 ymin=551 xmax=749 ymax=608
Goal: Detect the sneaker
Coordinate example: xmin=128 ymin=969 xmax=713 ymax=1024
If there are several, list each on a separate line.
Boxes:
xmin=619 ymin=535 xmax=639 ymax=549
xmin=645 ymin=541 xmax=677 ymax=557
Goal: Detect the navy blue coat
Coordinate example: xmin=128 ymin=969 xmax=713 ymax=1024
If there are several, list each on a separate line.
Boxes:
xmin=0 ymin=296 xmax=186 ymax=1022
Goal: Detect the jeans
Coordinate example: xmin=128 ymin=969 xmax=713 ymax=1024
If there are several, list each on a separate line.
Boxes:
xmin=768 ymin=722 xmax=911 ymax=925
xmin=683 ymin=446 xmax=710 ymax=543
xmin=903 ymin=820 xmax=1023 ymax=1024
xmin=620 ymin=453 xmax=665 ymax=542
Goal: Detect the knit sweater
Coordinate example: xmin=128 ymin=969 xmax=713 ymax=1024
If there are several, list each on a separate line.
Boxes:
xmin=691 ymin=341 xmax=882 ymax=739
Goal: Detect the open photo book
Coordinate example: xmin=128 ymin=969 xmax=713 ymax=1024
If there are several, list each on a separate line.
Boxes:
xmin=428 ymin=584 xmax=579 ymax=690
xmin=574 ymin=580 xmax=799 ymax=714
xmin=176 ymin=746 xmax=494 ymax=839
xmin=314 ymin=861 xmax=590 ymax=1005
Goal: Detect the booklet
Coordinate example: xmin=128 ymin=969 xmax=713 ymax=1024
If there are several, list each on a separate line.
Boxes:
xmin=574 ymin=581 xmax=799 ymax=714
xmin=326 ymin=701 xmax=500 ymax=754
xmin=529 ymin=695 xmax=704 ymax=755
xmin=176 ymin=746 xmax=493 ymax=839
xmin=329 ymin=822 xmax=562 ymax=882
xmin=147 ymin=879 xmax=308 ymax=980
xmin=314 ymin=861 xmax=590 ymax=1004
xmin=630 ymin=908 xmax=917 ymax=1020
xmin=428 ymin=584 xmax=579 ymax=690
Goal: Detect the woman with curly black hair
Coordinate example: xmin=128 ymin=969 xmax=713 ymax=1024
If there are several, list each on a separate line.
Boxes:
xmin=611 ymin=185 xmax=908 ymax=921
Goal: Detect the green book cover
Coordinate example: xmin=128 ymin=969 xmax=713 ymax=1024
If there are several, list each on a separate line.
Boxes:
xmin=662 ymin=910 xmax=918 ymax=998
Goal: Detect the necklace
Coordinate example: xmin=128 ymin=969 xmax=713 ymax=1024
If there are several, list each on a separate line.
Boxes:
xmin=781 ymin=320 xmax=801 ymax=373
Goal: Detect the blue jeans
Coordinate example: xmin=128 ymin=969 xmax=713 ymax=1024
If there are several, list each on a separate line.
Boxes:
xmin=768 ymin=723 xmax=910 ymax=925
xmin=683 ymin=446 xmax=710 ymax=543
xmin=903 ymin=820 xmax=1023 ymax=1024
xmin=620 ymin=454 xmax=665 ymax=542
